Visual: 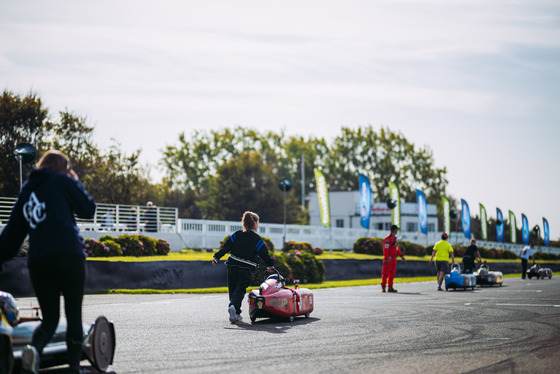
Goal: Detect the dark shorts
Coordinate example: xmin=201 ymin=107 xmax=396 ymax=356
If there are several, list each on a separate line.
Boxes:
xmin=435 ymin=261 xmax=449 ymax=273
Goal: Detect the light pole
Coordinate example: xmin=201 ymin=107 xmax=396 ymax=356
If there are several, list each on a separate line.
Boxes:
xmin=278 ymin=178 xmax=292 ymax=249
xmin=13 ymin=143 xmax=36 ymax=187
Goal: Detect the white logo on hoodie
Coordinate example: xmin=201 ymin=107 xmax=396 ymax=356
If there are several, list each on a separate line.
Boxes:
xmin=23 ymin=192 xmax=46 ymax=229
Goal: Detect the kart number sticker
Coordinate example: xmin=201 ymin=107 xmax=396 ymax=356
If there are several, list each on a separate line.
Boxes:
xmin=269 ymin=298 xmax=288 ymax=308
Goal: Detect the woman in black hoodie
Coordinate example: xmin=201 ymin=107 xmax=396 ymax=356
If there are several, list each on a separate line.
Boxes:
xmin=0 ymin=149 xmax=96 ymax=374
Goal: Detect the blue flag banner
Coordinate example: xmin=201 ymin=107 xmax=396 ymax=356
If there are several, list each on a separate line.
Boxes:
xmin=496 ymin=208 xmax=504 ymax=243
xmin=416 ymin=189 xmax=428 ymax=235
xmin=359 ymin=174 xmax=371 ymax=230
xmin=543 ymin=218 xmax=550 ymax=246
xmin=461 ymin=199 xmax=471 ymax=239
xmin=521 ymin=214 xmax=529 ymax=245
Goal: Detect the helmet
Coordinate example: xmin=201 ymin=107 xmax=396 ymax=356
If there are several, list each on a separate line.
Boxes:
xmin=441 ymin=232 xmax=448 ymax=240
xmin=0 ymin=291 xmax=19 ymax=327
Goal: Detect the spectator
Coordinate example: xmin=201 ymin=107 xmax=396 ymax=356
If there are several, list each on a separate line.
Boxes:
xmin=101 ymin=209 xmax=114 ymax=230
xmin=127 ymin=207 xmax=138 ymax=231
xmin=143 ymin=202 xmax=158 ymax=232
xmin=429 ymin=233 xmax=455 ymax=291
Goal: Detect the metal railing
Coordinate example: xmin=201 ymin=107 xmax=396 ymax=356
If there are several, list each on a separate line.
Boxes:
xmin=0 ymin=197 xmax=178 ymax=234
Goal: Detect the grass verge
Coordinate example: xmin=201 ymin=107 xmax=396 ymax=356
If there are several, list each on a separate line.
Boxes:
xmin=88 ymin=273 xmax=560 ymax=295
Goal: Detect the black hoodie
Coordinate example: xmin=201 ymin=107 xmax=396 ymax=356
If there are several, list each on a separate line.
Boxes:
xmin=0 ymin=168 xmax=96 ymax=266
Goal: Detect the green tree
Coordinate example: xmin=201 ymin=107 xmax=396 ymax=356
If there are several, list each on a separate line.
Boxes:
xmin=323 ymin=126 xmax=448 ymax=204
xmin=0 ymin=90 xmax=48 ymax=196
xmin=197 ymin=152 xmax=300 ymax=223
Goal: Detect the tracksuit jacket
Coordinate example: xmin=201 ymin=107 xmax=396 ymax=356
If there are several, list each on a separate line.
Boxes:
xmin=0 ymin=168 xmax=96 ymax=266
xmin=214 ymin=230 xmax=275 ymax=271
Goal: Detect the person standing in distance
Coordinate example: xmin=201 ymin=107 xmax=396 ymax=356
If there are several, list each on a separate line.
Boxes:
xmin=519 ymin=242 xmax=535 ymax=279
xmin=429 ymin=232 xmax=455 ymax=291
xmin=0 ymin=150 xmax=96 ymax=374
xmin=212 ymin=211 xmax=275 ymax=323
xmin=381 ymin=225 xmax=406 ymax=293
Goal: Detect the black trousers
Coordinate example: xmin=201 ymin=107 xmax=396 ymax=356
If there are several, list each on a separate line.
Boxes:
xmin=227 ymin=266 xmax=252 ymax=314
xmin=28 ymin=255 xmax=85 ymax=371
xmin=521 ymin=258 xmax=528 ymax=279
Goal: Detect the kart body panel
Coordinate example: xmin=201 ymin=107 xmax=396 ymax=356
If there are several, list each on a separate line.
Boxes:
xmin=527 ymin=265 xmax=553 ymax=279
xmin=0 ymin=292 xmax=115 ymax=372
xmin=445 ymin=265 xmax=476 ymax=290
xmin=474 ymin=264 xmax=504 ymax=286
xmin=248 ymin=273 xmax=314 ymax=322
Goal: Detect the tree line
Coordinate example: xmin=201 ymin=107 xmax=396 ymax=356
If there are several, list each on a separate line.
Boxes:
xmin=1 ymin=90 xmax=555 ymax=244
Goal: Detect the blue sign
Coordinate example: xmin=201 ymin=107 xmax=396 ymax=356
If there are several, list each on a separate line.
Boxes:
xmin=416 ymin=189 xmax=428 ymax=235
xmin=359 ymin=174 xmax=371 ymax=230
xmin=497 ymin=208 xmax=504 ymax=243
xmin=543 ymin=218 xmax=549 ymax=246
xmin=461 ymin=199 xmax=471 ymax=239
xmin=521 ymin=214 xmax=529 ymax=245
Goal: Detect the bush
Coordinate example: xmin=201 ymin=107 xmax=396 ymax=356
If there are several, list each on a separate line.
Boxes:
xmin=84 ymin=234 xmax=171 ymax=257
xmin=400 ymin=241 xmax=427 ymax=257
xmin=248 ymin=241 xmax=325 ymax=286
xmin=156 ymin=239 xmax=171 ymax=255
xmin=353 ymin=237 xmax=383 ymax=255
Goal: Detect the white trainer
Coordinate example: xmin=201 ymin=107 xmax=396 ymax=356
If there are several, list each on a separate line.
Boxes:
xmin=21 ymin=345 xmax=39 ymax=374
xmin=236 ymin=314 xmax=243 ymax=322
xmin=228 ymin=305 xmax=237 ymax=323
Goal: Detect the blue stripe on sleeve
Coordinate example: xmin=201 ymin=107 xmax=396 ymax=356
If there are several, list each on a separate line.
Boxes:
xmin=231 ymin=233 xmax=236 ymax=243
xmin=255 ymin=239 xmax=265 ymax=252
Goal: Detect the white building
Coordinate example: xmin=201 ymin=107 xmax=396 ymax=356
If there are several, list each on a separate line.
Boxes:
xmin=308 ymin=190 xmax=438 ymax=233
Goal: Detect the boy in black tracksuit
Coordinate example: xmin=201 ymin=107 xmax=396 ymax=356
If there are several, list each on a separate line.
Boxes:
xmin=212 ymin=211 xmax=274 ymax=323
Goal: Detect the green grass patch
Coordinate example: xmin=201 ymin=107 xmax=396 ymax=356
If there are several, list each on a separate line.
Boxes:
xmin=86 ymin=249 xmax=560 ymax=263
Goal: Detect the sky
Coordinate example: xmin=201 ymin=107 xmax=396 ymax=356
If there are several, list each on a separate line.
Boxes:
xmin=1 ymin=0 xmax=559 ymax=240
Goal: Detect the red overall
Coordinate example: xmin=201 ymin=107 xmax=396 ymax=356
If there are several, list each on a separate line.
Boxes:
xmin=381 ymin=234 xmax=402 ymax=288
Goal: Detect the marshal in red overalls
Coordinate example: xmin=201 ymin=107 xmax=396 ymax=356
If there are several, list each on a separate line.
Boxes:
xmin=381 ymin=229 xmax=406 ymax=292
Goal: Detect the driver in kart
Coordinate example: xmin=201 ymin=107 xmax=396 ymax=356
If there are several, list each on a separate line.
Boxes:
xmin=212 ymin=211 xmax=275 ymax=323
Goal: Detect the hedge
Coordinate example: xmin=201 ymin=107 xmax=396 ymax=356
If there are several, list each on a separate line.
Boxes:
xmin=84 ymin=234 xmax=170 ymax=257
xmin=355 ymin=237 xmax=560 ymax=260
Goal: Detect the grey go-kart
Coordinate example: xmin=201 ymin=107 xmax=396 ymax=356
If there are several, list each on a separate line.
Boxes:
xmin=0 ymin=291 xmax=115 ymax=374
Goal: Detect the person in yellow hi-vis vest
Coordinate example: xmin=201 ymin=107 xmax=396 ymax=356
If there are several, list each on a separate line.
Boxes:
xmin=429 ymin=233 xmax=455 ymax=291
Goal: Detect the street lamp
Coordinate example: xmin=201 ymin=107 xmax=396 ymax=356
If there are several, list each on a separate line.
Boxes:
xmin=450 ymin=209 xmax=458 ymax=243
xmin=278 ymin=178 xmax=292 ymax=248
xmin=13 ymin=143 xmax=36 ymax=187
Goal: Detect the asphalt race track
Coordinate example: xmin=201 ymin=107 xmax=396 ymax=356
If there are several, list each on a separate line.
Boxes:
xmin=15 ymin=277 xmax=560 ymax=374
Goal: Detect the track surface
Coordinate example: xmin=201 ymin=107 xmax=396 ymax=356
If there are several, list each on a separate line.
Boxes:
xmin=16 ymin=277 xmax=560 ymax=374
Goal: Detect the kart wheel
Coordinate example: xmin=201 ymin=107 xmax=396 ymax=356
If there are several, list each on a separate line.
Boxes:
xmin=528 ymin=275 xmax=532 ymax=279
xmin=250 ymin=316 xmax=256 ymax=323
xmin=88 ymin=316 xmax=115 ymax=372
xmin=0 ymin=335 xmax=14 ymax=374
xmin=288 ymin=316 xmax=294 ymax=322
xmin=305 ymin=313 xmax=310 ymax=318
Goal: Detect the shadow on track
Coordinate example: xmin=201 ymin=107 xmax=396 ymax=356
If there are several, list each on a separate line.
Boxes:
xmin=224 ymin=317 xmax=320 ymax=334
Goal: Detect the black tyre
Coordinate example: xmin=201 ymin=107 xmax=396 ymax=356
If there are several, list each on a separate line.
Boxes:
xmin=250 ymin=316 xmax=257 ymax=323
xmin=0 ymin=335 xmax=14 ymax=374
xmin=288 ymin=316 xmax=294 ymax=322
xmin=88 ymin=316 xmax=116 ymax=372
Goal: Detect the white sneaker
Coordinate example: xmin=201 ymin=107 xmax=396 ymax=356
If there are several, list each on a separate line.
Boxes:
xmin=236 ymin=314 xmax=243 ymax=322
xmin=228 ymin=305 xmax=237 ymax=323
xmin=21 ymin=345 xmax=39 ymax=374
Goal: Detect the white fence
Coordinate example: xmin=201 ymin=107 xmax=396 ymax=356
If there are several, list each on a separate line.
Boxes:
xmin=177 ymin=218 xmax=559 ymax=254
xmin=1 ymin=196 xmax=558 ymax=254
